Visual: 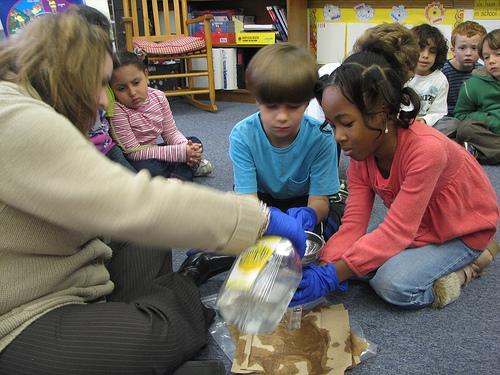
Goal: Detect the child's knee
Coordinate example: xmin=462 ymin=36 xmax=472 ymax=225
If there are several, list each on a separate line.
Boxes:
xmin=369 ymin=271 xmax=429 ymax=308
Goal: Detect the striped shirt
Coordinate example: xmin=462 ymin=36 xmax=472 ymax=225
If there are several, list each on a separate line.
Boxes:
xmin=112 ymin=87 xmax=188 ymax=162
xmin=441 ymin=60 xmax=482 ymax=117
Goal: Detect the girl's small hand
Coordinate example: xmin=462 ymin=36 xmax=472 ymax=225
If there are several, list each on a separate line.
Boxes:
xmin=186 ymin=143 xmax=202 ymax=166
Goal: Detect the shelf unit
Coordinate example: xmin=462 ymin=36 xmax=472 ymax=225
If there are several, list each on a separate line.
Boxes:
xmin=189 ymin=0 xmax=307 ymax=48
xmin=188 ymin=0 xmax=307 ymax=102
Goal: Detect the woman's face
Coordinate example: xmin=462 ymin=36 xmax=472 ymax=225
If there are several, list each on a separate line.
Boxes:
xmin=97 ymin=54 xmax=113 ymax=111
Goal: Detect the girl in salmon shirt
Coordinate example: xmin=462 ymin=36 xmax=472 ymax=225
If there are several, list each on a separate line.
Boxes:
xmin=291 ymin=45 xmax=499 ymax=309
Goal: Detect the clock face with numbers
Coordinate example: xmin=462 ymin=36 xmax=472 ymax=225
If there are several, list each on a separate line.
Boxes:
xmin=1 ymin=0 xmax=82 ymax=37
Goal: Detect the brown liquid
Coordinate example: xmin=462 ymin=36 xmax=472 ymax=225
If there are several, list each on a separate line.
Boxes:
xmin=231 ymin=305 xmax=337 ymax=374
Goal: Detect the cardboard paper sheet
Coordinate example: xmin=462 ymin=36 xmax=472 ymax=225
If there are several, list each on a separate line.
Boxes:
xmin=229 ymin=304 xmax=368 ymax=375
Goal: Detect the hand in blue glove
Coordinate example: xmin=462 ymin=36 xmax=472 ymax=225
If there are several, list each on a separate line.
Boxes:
xmin=286 ymin=207 xmax=318 ymax=232
xmin=289 ymin=263 xmax=348 ymax=307
xmin=264 ymin=207 xmax=307 ymax=258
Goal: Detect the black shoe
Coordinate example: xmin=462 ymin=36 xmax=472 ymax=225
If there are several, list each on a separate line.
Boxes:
xmin=329 ymin=178 xmax=348 ymax=204
xmin=177 ymin=251 xmax=236 ymax=286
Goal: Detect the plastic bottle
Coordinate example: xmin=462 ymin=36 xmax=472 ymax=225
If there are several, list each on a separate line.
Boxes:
xmin=216 ymin=236 xmax=302 ymax=334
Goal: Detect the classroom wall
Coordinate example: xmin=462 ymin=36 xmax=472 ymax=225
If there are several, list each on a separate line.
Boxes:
xmin=310 ymin=5 xmax=500 ymax=64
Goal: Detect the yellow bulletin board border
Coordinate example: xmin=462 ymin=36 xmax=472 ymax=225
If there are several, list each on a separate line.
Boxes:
xmin=309 ymin=6 xmax=465 ymax=60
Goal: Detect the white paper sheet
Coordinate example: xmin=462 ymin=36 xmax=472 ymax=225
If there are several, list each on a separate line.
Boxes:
xmin=316 ymin=22 xmax=346 ymax=64
xmin=346 ymin=23 xmax=377 ymax=56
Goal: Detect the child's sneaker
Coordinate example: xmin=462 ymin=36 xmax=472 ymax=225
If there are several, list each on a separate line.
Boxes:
xmin=329 ymin=179 xmax=349 ymax=204
xmin=194 ymin=159 xmax=213 ymax=177
xmin=339 ymin=179 xmax=348 ymax=197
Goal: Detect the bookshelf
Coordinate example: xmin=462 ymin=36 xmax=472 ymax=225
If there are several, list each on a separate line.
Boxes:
xmin=188 ymin=0 xmax=307 ymax=48
xmin=188 ymin=0 xmax=307 ymax=102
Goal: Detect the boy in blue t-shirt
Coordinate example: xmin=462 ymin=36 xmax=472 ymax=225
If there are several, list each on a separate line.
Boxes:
xmin=230 ymin=44 xmax=343 ymax=239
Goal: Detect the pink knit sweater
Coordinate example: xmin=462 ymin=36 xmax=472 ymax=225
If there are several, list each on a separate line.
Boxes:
xmin=112 ymin=87 xmax=188 ymax=162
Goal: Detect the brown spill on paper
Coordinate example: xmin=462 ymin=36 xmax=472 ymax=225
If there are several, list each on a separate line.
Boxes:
xmin=247 ymin=314 xmax=332 ymax=374
xmin=229 ymin=303 xmax=368 ymax=375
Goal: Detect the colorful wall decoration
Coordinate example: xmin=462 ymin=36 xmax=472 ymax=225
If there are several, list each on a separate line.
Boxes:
xmin=0 ymin=0 xmax=84 ymax=37
xmin=309 ymin=2 xmax=485 ymax=64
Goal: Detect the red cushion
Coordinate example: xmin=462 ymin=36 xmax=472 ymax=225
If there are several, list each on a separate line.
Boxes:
xmin=133 ymin=37 xmax=205 ymax=55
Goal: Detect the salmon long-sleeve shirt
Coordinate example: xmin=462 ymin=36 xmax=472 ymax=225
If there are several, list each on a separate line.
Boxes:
xmin=320 ymin=121 xmax=499 ymax=276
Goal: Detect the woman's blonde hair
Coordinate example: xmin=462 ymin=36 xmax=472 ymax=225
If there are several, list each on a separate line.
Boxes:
xmin=0 ymin=12 xmax=113 ymax=134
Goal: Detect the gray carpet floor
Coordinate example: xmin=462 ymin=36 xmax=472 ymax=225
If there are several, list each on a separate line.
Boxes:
xmin=169 ymin=98 xmax=500 ymax=375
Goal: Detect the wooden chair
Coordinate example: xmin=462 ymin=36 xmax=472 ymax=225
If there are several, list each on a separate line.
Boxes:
xmin=121 ymin=0 xmax=218 ymax=111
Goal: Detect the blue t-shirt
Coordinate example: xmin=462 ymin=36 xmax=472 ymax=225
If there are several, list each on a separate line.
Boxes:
xmin=229 ymin=112 xmax=340 ymax=200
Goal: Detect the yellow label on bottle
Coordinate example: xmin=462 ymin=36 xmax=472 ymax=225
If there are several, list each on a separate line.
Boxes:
xmin=224 ymin=236 xmax=281 ymax=291
xmin=239 ymin=244 xmax=273 ymax=271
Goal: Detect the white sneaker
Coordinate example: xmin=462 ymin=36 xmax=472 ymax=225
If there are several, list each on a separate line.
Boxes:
xmin=194 ymin=159 xmax=213 ymax=177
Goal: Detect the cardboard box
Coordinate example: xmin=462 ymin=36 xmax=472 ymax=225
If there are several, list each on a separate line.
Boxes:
xmin=195 ymin=20 xmax=235 ymax=34
xmin=195 ymin=31 xmax=236 ymax=44
xmin=236 ymin=32 xmax=275 ymax=45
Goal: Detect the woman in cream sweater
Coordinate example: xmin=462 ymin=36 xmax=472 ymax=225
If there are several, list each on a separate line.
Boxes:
xmin=0 ymin=12 xmax=305 ymax=374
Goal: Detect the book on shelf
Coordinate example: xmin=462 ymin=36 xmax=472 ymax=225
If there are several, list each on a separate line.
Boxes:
xmin=213 ymin=49 xmax=223 ymax=90
xmin=194 ymin=20 xmax=236 ymax=44
xmin=221 ymin=48 xmax=237 ymax=90
xmin=188 ymin=7 xmax=242 ymax=35
xmin=243 ymin=24 xmax=275 ymax=31
xmin=236 ymin=32 xmax=276 ymax=45
xmin=273 ymin=6 xmax=288 ymax=38
xmin=265 ymin=6 xmax=287 ymax=42
xmin=191 ymin=48 xmax=236 ymax=90
xmin=236 ymin=48 xmax=260 ymax=89
xmin=192 ymin=8 xmax=242 ymax=21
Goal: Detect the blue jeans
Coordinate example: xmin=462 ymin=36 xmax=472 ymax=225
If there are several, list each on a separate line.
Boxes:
xmin=105 ymin=144 xmax=137 ymax=173
xmin=364 ymin=238 xmax=481 ymax=308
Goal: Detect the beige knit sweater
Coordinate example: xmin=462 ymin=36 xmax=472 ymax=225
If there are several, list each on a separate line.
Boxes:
xmin=0 ymin=82 xmax=263 ymax=351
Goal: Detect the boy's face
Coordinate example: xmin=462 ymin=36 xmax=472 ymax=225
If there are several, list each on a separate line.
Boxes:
xmin=481 ymin=41 xmax=500 ymax=81
xmin=451 ymin=34 xmax=483 ymax=71
xmin=257 ymin=102 xmax=308 ymax=148
xmin=415 ymin=38 xmax=437 ymax=76
xmin=110 ymin=64 xmax=150 ymax=109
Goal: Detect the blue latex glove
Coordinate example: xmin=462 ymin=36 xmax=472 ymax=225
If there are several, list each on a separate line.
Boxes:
xmin=264 ymin=207 xmax=307 ymax=258
xmin=286 ymin=207 xmax=318 ymax=232
xmin=289 ymin=263 xmax=348 ymax=307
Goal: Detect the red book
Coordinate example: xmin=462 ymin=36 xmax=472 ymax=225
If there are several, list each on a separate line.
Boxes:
xmin=266 ymin=5 xmax=287 ymax=42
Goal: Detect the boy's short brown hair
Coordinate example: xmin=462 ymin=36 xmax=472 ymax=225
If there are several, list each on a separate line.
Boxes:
xmin=451 ymin=21 xmax=487 ymax=47
xmin=479 ymin=29 xmax=500 ymax=59
xmin=245 ymin=43 xmax=318 ymax=104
